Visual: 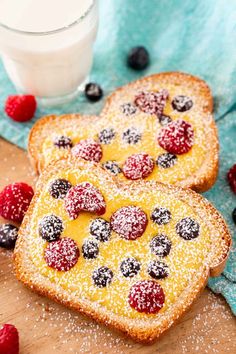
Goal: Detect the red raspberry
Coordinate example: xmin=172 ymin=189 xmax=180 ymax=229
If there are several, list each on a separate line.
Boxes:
xmin=5 ymin=95 xmax=37 ymax=122
xmin=110 ymin=206 xmax=148 ymax=240
xmin=0 ymin=182 xmax=34 ymax=223
xmin=158 ymin=119 xmax=194 ymax=155
xmin=134 ymin=89 xmax=169 ymax=116
xmin=128 ymin=280 xmax=165 ymax=314
xmin=0 ymin=324 xmax=19 ymax=354
xmin=65 ymin=182 xmax=106 ymax=219
xmin=71 ymin=139 xmax=102 ymax=163
xmin=123 ymin=153 xmax=154 ymax=180
xmin=227 ymin=164 xmax=236 ymax=193
xmin=44 ymin=237 xmax=79 ymax=271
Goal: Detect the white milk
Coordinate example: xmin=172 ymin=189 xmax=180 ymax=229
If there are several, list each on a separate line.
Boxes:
xmin=0 ymin=0 xmax=98 ymax=103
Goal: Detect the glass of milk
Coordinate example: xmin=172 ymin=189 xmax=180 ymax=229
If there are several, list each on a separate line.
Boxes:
xmin=0 ymin=0 xmax=98 ymax=106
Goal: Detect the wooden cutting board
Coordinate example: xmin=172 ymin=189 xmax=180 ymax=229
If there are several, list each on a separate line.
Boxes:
xmin=0 ymin=138 xmax=235 ymax=354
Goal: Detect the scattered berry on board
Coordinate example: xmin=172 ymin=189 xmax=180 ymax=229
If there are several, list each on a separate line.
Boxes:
xmin=127 ymin=46 xmax=150 ymax=70
xmin=5 ymin=95 xmax=36 ymax=122
xmin=0 ymin=182 xmax=34 ymax=223
xmin=85 ymin=82 xmax=103 ymax=102
xmin=232 ymin=208 xmax=236 ymax=224
xmin=227 ymin=164 xmax=236 ymax=194
xmin=0 ymin=224 xmax=18 ymax=249
xmin=0 ymin=324 xmax=19 ymax=354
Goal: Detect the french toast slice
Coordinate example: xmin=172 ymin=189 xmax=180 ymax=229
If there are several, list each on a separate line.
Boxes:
xmin=28 ymin=72 xmax=218 ymax=192
xmin=14 ymin=157 xmax=231 ymax=343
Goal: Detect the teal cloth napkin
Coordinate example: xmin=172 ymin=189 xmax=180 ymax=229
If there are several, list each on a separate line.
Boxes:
xmin=0 ymin=0 xmax=235 ymax=314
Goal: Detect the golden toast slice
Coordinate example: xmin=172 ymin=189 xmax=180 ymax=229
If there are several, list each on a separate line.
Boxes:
xmin=14 ymin=157 xmax=230 ymax=343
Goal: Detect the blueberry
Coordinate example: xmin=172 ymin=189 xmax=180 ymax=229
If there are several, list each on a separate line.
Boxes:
xmin=82 ymin=239 xmax=99 ymax=259
xmin=102 ymin=161 xmax=122 ymax=176
xmin=0 ymin=224 xmax=18 ymax=249
xmin=90 ymin=218 xmax=111 ymax=242
xmin=120 ymin=257 xmax=141 ymax=277
xmin=148 ymin=260 xmax=169 ymax=279
xmin=122 ymin=127 xmax=141 ymax=144
xmin=49 ymin=179 xmax=72 ymax=199
xmin=158 ymin=114 xmax=172 ymax=126
xmin=172 ymin=95 xmax=193 ymax=112
xmin=120 ymin=103 xmax=137 ymax=116
xmin=85 ymin=83 xmax=103 ymax=102
xmin=176 ymin=217 xmax=200 ymax=240
xmin=156 ymin=153 xmax=177 ymax=169
xmin=98 ymin=128 xmax=115 ymax=144
xmin=232 ymin=208 xmax=236 ymax=224
xmin=127 ymin=46 xmax=150 ymax=70
xmin=39 ymin=215 xmax=63 ymax=242
xmin=151 ymin=207 xmax=172 ymax=225
xmin=92 ymin=266 xmax=113 ymax=287
xmin=150 ymin=234 xmax=172 ymax=257
xmin=54 ymin=136 xmax=72 ymax=149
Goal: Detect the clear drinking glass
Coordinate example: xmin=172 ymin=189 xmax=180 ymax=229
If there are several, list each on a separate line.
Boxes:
xmin=0 ymin=0 xmax=98 ymax=106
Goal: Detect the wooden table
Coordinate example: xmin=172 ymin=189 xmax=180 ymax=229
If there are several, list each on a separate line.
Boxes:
xmin=0 ymin=137 xmax=235 ymax=354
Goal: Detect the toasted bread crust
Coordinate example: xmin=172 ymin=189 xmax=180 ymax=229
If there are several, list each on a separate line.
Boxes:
xmin=14 ymin=158 xmax=231 ymax=343
xmin=28 ymin=72 xmax=218 ymax=192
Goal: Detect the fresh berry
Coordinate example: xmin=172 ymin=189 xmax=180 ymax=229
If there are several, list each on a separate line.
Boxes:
xmin=120 ymin=103 xmax=137 ymax=116
xmin=134 ymin=90 xmax=169 ymax=116
xmin=89 ymin=218 xmax=111 ymax=242
xmin=39 ymin=215 xmax=63 ymax=242
xmin=0 ymin=224 xmax=18 ymax=249
xmin=0 ymin=324 xmax=19 ymax=354
xmin=128 ymin=280 xmax=165 ymax=314
xmin=151 ymin=207 xmax=172 ymax=225
xmin=147 ymin=260 xmax=169 ymax=279
xmin=65 ymin=182 xmax=106 ymax=219
xmin=72 ymin=139 xmax=102 ymax=163
xmin=0 ymin=182 xmax=34 ymax=223
xmin=44 ymin=237 xmax=79 ymax=271
xmin=149 ymin=234 xmax=172 ymax=257
xmin=120 ymin=257 xmax=141 ymax=277
xmin=92 ymin=266 xmax=113 ymax=287
xmin=98 ymin=128 xmax=115 ymax=145
xmin=111 ymin=206 xmax=148 ymax=240
xmin=158 ymin=114 xmax=172 ymax=126
xmin=82 ymin=239 xmax=99 ymax=259
xmin=227 ymin=164 xmax=236 ymax=194
xmin=122 ymin=127 xmax=141 ymax=144
xmin=123 ymin=153 xmax=154 ymax=180
xmin=102 ymin=161 xmax=122 ymax=176
xmin=232 ymin=208 xmax=236 ymax=224
xmin=127 ymin=46 xmax=150 ymax=70
xmin=158 ymin=119 xmax=194 ymax=155
xmin=176 ymin=217 xmax=200 ymax=240
xmin=156 ymin=153 xmax=177 ymax=169
xmin=85 ymin=83 xmax=103 ymax=102
xmin=49 ymin=179 xmax=72 ymax=199
xmin=172 ymin=95 xmax=193 ymax=112
xmin=54 ymin=135 xmax=72 ymax=149
xmin=5 ymin=94 xmax=36 ymax=122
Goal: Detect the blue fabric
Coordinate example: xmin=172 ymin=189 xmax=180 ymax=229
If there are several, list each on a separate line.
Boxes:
xmin=0 ymin=0 xmax=235 ymax=313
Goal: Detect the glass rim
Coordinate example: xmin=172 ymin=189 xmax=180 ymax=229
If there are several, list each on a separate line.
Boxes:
xmin=0 ymin=0 xmax=95 ymax=36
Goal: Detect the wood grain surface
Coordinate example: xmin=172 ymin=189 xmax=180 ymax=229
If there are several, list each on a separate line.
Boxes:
xmin=0 ymin=138 xmax=235 ymax=354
